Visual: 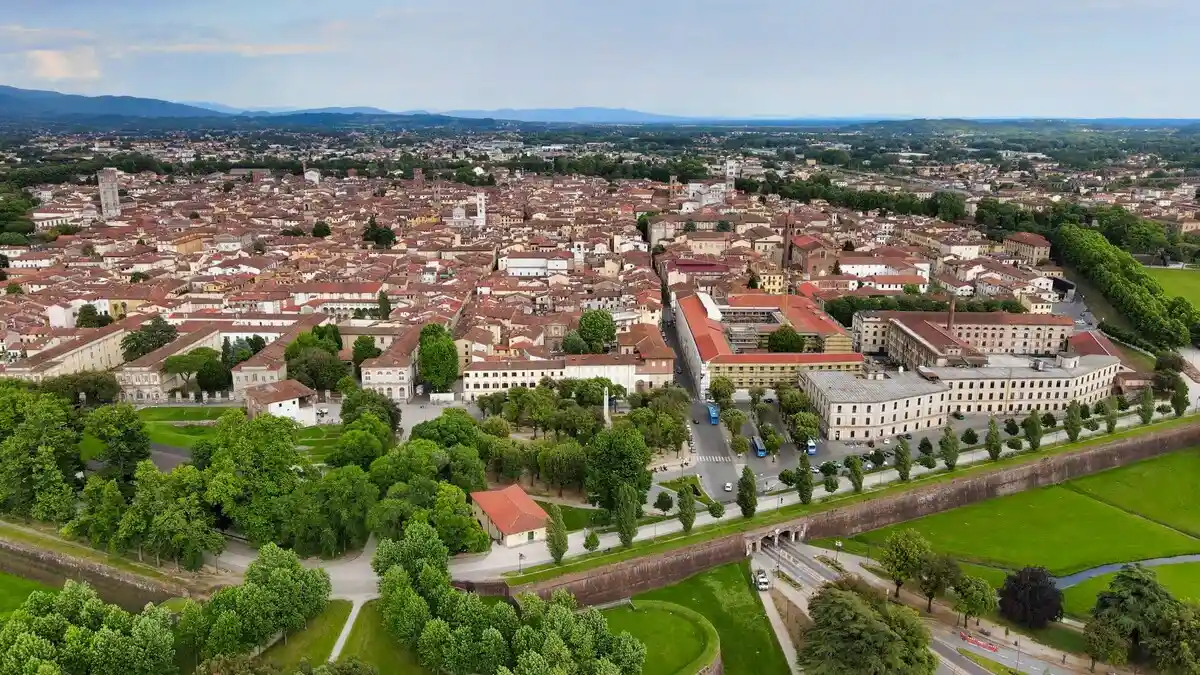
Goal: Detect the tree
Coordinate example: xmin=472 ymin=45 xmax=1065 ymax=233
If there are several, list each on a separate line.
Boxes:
xmin=917 ymin=437 xmax=933 ymax=455
xmin=798 ymin=584 xmax=937 ymax=675
xmin=328 ymin=427 xmax=385 ymax=470
xmin=75 ymin=304 xmax=111 ymax=328
xmin=351 ymin=335 xmax=382 ymax=370
xmin=4 ymin=282 xmax=20 ymax=295
xmin=708 ymin=501 xmax=725 ymax=519
xmin=584 ymin=425 xmax=651 ymax=512
xmin=653 ymin=491 xmax=674 ymax=514
xmin=846 ymin=455 xmax=864 ymax=493
xmin=888 ymin=438 xmax=910 ymax=481
xmin=880 ymin=529 xmax=931 ymax=598
xmin=197 ymin=359 xmax=232 ymax=393
xmin=960 ymin=428 xmax=978 ymax=445
xmin=707 ymin=376 xmax=735 ymax=407
xmin=614 ymin=483 xmax=638 ymax=547
xmin=480 ymin=415 xmax=511 ymax=438
xmin=312 ymin=221 xmax=331 ymax=237
xmin=546 ymin=504 xmax=568 ymax=564
xmin=120 ymin=316 xmax=178 ymax=362
xmin=1022 ymin=412 xmax=1043 ymax=451
xmin=130 ymin=271 xmax=149 ymax=283
xmin=1004 ymin=418 xmax=1021 ymax=436
xmin=417 ymin=618 xmax=453 ymax=672
xmin=418 ymin=324 xmax=458 ymax=393
xmin=1064 ymin=401 xmax=1083 ymax=442
xmin=767 ymin=325 xmax=806 ymax=353
xmin=1084 ymin=618 xmax=1128 ymax=673
xmin=953 ymin=575 xmax=998 ymax=628
xmin=677 ymin=485 xmax=696 ymax=533
xmin=1104 ymin=397 xmax=1119 ymax=433
xmin=377 ymin=291 xmax=392 ymax=320
xmin=584 ymin=529 xmax=600 ymax=552
xmin=343 ymin=387 xmax=402 ymax=431
xmin=86 ymin=403 xmax=151 ymax=490
xmin=735 ymin=466 xmax=757 ymax=518
xmin=823 ymin=473 xmax=839 ymax=494
xmin=1139 ymin=387 xmax=1155 ymax=424
xmin=720 ymin=408 xmax=746 ymax=439
xmin=63 ymin=476 xmax=125 ymax=548
xmin=999 ymin=567 xmax=1063 ymax=629
xmin=562 ymin=330 xmax=589 ymax=354
xmin=917 ymin=553 xmax=961 ymax=612
xmin=1173 ymin=376 xmax=1190 ymax=417
xmin=162 ymin=348 xmax=220 ymax=393
xmin=985 ymin=418 xmax=1002 ymax=461
xmin=1091 ymin=563 xmax=1175 ymax=656
xmin=30 ymin=445 xmax=74 ymax=524
xmin=578 ymin=309 xmax=616 ymax=353
xmin=937 ymin=426 xmax=960 ymax=470
xmin=797 ymin=452 xmax=814 ymax=504
xmin=289 ymin=348 xmax=350 ymax=393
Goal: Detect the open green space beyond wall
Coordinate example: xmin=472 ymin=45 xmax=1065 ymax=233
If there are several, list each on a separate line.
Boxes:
xmin=848 ymin=447 xmax=1200 ymax=617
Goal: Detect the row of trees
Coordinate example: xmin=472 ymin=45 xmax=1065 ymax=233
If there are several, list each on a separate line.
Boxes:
xmin=374 ymin=520 xmax=645 ymax=675
xmin=1056 ymin=224 xmax=1200 ymax=348
xmin=822 ymin=294 xmax=1026 ymax=328
xmin=285 ymin=326 xmax=350 ymax=393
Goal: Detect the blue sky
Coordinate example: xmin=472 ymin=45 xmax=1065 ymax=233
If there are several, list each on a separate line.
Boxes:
xmin=1 ymin=0 xmax=1197 ymax=118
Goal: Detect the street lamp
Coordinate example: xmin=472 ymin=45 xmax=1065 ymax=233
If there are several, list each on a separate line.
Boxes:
xmin=518 ymin=553 xmax=526 ymax=574
xmin=834 ymin=540 xmax=843 ymax=562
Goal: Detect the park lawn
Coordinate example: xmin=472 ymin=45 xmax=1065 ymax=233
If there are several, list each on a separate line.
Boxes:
xmin=1068 ymin=449 xmax=1200 ymax=537
xmin=660 ymin=475 xmax=714 ymax=506
xmin=637 ymin=562 xmax=790 ymax=675
xmin=1146 ymin=267 xmax=1200 ymax=306
xmin=136 ymin=406 xmax=238 ymax=422
xmin=960 ymin=562 xmax=1011 ymax=589
xmin=79 ymin=433 xmax=104 ymax=462
xmin=259 ymin=599 xmax=352 ymax=672
xmin=855 ymin=485 xmax=1200 ymax=576
xmin=603 ymin=604 xmax=708 ymax=675
xmin=1062 ymin=562 xmax=1200 ymax=618
xmin=534 ymin=500 xmax=597 ymax=532
xmin=0 ymin=570 xmax=52 ymax=618
xmin=144 ymin=423 xmax=215 ymax=449
xmin=340 ymin=600 xmax=429 ymax=674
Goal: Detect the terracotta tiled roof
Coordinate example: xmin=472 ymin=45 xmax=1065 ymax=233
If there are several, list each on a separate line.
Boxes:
xmin=470 ymin=485 xmax=548 ymax=536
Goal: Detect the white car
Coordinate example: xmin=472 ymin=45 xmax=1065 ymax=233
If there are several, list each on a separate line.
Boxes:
xmin=723 ymin=482 xmax=733 ymax=492
xmin=755 ymin=569 xmax=770 ymax=591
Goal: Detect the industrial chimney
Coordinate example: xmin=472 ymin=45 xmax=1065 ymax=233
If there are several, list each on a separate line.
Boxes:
xmin=947 ymin=296 xmax=957 ymax=332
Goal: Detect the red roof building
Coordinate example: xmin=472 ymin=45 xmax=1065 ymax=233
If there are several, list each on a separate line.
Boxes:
xmin=470 ymin=484 xmax=549 ymax=547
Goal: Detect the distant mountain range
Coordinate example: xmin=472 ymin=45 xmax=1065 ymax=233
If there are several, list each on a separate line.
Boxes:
xmin=3 ymin=85 xmax=1200 ymax=128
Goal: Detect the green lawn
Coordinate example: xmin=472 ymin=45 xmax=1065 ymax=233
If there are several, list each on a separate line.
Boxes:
xmin=1146 ymin=267 xmax=1200 ymax=306
xmin=0 ymin=570 xmax=53 ymax=618
xmin=259 ymin=599 xmax=352 ymax=672
xmin=637 ymin=562 xmax=790 ymax=675
xmin=856 ymin=485 xmax=1200 ymax=576
xmin=603 ymin=603 xmax=710 ymax=675
xmin=145 ymin=424 xmax=215 ymax=449
xmin=1062 ymin=562 xmax=1200 ymax=618
xmin=1068 ymin=449 xmax=1200 ymax=536
xmin=136 ymin=406 xmax=239 ymax=422
xmin=80 ymin=433 xmax=104 ymax=462
xmin=340 ymin=600 xmax=428 ymax=674
xmin=660 ymin=475 xmax=714 ymax=506
xmin=534 ymin=500 xmax=598 ymax=532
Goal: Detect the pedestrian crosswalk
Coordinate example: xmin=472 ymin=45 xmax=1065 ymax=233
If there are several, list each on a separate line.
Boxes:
xmin=694 ymin=455 xmax=734 ymax=463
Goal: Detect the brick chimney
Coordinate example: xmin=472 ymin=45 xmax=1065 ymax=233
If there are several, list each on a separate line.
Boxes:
xmin=947 ymin=296 xmax=956 ymax=332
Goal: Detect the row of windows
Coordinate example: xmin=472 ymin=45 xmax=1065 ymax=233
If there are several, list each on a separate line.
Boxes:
xmin=836 ymin=408 xmax=940 ymax=426
xmin=836 ymin=396 xmax=945 ymax=414
xmin=831 ymin=417 xmax=943 ymax=439
xmin=468 ymin=371 xmax=565 ymax=379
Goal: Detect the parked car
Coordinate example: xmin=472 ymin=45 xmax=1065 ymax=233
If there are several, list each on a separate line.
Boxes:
xmin=866 ymin=440 xmax=875 ymax=448
xmin=692 ymin=417 xmax=699 ymax=424
xmin=755 ymin=569 xmax=770 ymax=591
xmin=953 ymin=411 xmax=965 ymax=420
xmin=904 ymin=433 xmax=913 ymax=439
xmin=724 ymin=482 xmax=733 ymax=492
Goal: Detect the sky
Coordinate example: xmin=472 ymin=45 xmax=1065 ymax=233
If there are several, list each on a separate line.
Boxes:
xmin=0 ymin=0 xmax=1197 ymax=118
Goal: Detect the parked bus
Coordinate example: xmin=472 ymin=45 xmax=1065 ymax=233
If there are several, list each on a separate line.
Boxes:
xmin=707 ymin=403 xmax=720 ymax=425
xmin=752 ymin=435 xmax=767 ymax=457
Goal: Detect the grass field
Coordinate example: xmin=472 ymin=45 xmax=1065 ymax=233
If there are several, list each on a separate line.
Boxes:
xmin=534 ymin=500 xmax=598 ymax=532
xmin=1147 ymin=267 xmax=1200 ymax=306
xmin=0 ymin=570 xmax=52 ymax=618
xmin=660 ymin=475 xmax=714 ymax=506
xmin=604 ymin=603 xmax=709 ymax=675
xmin=1068 ymin=449 xmax=1200 ymax=536
xmin=637 ymin=562 xmax=790 ymax=675
xmin=1063 ymin=562 xmax=1200 ymax=618
xmin=136 ymin=406 xmax=239 ymax=422
xmin=340 ymin=600 xmax=428 ymax=674
xmin=259 ymin=599 xmax=352 ymax=672
xmin=856 ymin=485 xmax=1200 ymax=576
xmin=958 ymin=648 xmax=1018 ymax=674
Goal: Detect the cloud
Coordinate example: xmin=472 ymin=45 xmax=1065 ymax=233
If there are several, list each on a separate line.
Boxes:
xmin=0 ymin=24 xmax=92 ymax=42
xmin=124 ymin=42 xmax=333 ymax=57
xmin=26 ymin=46 xmax=100 ymax=80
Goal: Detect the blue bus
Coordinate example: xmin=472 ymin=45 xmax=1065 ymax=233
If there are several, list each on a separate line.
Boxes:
xmin=707 ymin=403 xmax=720 ymax=425
xmin=751 ymin=435 xmax=767 ymax=457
